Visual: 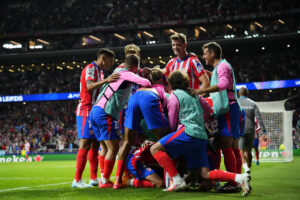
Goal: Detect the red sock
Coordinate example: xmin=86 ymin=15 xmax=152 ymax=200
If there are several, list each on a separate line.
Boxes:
xmin=75 ymin=149 xmax=88 ymax=182
xmin=103 ymin=159 xmax=115 ymax=180
xmin=26 ymin=154 xmax=29 ymax=160
xmin=222 ymin=148 xmax=236 ymax=173
xmin=133 ymin=179 xmax=154 ymax=188
xmin=209 ymin=170 xmax=236 ymax=182
xmin=233 ymin=148 xmax=242 ymax=174
xmin=115 ymin=160 xmax=125 ymax=183
xmin=153 ymin=151 xmax=178 ymax=177
xmin=216 ymin=148 xmax=221 ymax=170
xmin=255 ymin=150 xmax=259 ymax=160
xmin=98 ymin=155 xmax=105 ymax=176
xmin=222 ymin=148 xmax=237 ymax=186
xmin=88 ymin=148 xmax=98 ymax=180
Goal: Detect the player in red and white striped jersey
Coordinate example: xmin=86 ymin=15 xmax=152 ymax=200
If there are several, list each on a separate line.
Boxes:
xmin=73 ymin=49 xmax=120 ymax=188
xmin=162 ymin=32 xmax=210 ymax=90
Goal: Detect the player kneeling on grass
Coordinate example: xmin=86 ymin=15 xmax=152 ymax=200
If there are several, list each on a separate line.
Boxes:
xmin=114 ymin=67 xmax=169 ymax=189
xmin=90 ymin=54 xmax=151 ymax=188
xmin=150 ymin=71 xmax=251 ymax=196
xmin=126 ymin=141 xmax=164 ymax=188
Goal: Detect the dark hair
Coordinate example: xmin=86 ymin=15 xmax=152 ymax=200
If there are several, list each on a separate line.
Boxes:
xmin=202 ymin=42 xmax=222 ymax=59
xmin=168 ymin=71 xmax=189 ymax=90
xmin=124 ymin=54 xmax=139 ymax=68
xmin=97 ymin=48 xmax=115 ymax=58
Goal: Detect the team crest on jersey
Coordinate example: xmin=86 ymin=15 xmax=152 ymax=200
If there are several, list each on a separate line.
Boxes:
xmin=87 ymin=67 xmax=95 ymax=78
xmin=147 ymin=168 xmax=152 ymax=172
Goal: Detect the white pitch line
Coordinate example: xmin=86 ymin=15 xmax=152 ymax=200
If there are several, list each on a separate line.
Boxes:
xmin=0 ymin=182 xmax=70 ymax=192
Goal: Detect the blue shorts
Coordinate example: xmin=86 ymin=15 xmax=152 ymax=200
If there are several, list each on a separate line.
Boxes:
xmin=218 ymin=103 xmax=241 ymax=139
xmin=119 ymin=109 xmax=126 ymax=135
xmin=125 ymin=91 xmax=168 ymax=131
xmin=90 ymin=106 xmax=120 ymax=141
xmin=240 ymin=109 xmax=245 ymax=137
xmin=253 ymin=138 xmax=259 ymax=148
xmin=159 ymin=128 xmax=209 ymax=169
xmin=126 ymin=153 xmax=155 ymax=180
xmin=76 ymin=115 xmax=96 ymax=140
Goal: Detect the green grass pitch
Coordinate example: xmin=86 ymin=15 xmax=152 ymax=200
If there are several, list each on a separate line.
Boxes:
xmin=1 ymin=153 xmax=300 ymax=200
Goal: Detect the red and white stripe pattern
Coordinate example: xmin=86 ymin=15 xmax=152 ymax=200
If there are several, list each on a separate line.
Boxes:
xmin=76 ymin=62 xmax=104 ymax=116
xmin=164 ymin=55 xmax=205 ymax=89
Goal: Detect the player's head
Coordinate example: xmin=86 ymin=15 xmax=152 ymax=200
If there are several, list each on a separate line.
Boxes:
xmin=124 ymin=44 xmax=140 ymax=57
xmin=96 ymin=48 xmax=115 ymax=70
xmin=150 ymin=66 xmax=164 ymax=84
xmin=124 ymin=54 xmax=139 ymax=74
xmin=239 ymin=87 xmax=249 ymax=97
xmin=168 ymin=70 xmax=189 ymax=90
xmin=170 ymin=33 xmax=187 ymax=57
xmin=202 ymin=42 xmax=222 ymax=66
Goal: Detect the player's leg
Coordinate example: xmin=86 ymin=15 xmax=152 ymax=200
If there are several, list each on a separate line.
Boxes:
xmin=98 ymin=113 xmax=120 ymax=188
xmin=151 ymin=128 xmax=191 ymax=192
xmin=194 ymin=140 xmax=251 ymax=196
xmin=99 ymin=139 xmax=119 ymax=188
xmin=114 ymin=94 xmax=142 ymax=189
xmin=114 ymin=128 xmax=137 ymax=188
xmin=72 ymin=114 xmax=93 ymax=188
xmin=98 ymin=141 xmax=107 ymax=178
xmin=88 ymin=139 xmax=100 ymax=186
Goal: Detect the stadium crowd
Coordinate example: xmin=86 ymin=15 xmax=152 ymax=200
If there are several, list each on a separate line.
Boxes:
xmin=0 ymin=101 xmax=77 ymax=154
xmin=0 ymin=49 xmax=299 ymax=96
xmin=1 ymin=0 xmax=299 ymax=34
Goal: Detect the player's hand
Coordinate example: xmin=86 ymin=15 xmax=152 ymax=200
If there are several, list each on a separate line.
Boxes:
xmin=189 ymin=88 xmax=203 ymax=96
xmin=262 ymin=134 xmax=268 ymax=141
xmin=141 ymin=140 xmax=153 ymax=148
xmin=106 ymin=73 xmax=120 ymax=83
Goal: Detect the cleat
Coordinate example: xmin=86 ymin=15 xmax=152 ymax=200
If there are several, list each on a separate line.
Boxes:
xmin=163 ymin=180 xmax=187 ymax=192
xmin=113 ymin=182 xmax=124 ymax=189
xmin=217 ymin=182 xmax=239 ymax=193
xmin=72 ymin=179 xmax=92 ymax=188
xmin=256 ymin=161 xmax=260 ymax=166
xmin=89 ymin=178 xmax=100 ymax=186
xmin=99 ymin=180 xmax=113 ymax=188
xmin=240 ymin=173 xmax=252 ymax=196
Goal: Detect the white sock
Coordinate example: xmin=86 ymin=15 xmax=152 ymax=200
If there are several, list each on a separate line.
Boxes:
xmin=127 ymin=179 xmax=134 ymax=186
xmin=101 ymin=177 xmax=108 ymax=184
xmin=243 ymin=163 xmax=250 ymax=172
xmin=101 ymin=173 xmax=104 ymax=178
xmin=172 ymin=174 xmax=183 ymax=184
xmin=234 ymin=174 xmax=243 ymax=184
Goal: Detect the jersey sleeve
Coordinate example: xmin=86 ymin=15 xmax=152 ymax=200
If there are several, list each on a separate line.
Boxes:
xmin=191 ymin=58 xmax=205 ymax=78
xmin=167 ymin=93 xmax=180 ymax=132
xmin=85 ymin=64 xmax=97 ymax=82
xmin=216 ymin=62 xmax=231 ymax=91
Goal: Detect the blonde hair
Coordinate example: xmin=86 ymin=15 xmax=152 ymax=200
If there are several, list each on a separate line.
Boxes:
xmin=124 ymin=44 xmax=141 ymax=56
xmin=150 ymin=66 xmax=164 ymax=82
xmin=170 ymin=33 xmax=187 ymax=43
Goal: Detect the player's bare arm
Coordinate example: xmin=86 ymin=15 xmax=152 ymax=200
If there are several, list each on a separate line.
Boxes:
xmin=190 ymin=85 xmax=219 ymax=96
xmin=198 ymin=72 xmax=210 ymax=92
xmin=87 ymin=73 xmax=120 ymax=92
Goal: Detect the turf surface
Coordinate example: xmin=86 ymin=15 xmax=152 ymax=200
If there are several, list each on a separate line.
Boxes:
xmin=0 ymin=153 xmax=300 ymax=200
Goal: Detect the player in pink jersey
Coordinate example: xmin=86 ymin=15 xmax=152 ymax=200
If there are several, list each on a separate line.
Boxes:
xmin=162 ymin=32 xmax=209 ymax=90
xmin=192 ymin=42 xmax=244 ymax=193
xmin=72 ymin=49 xmax=120 ymax=188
